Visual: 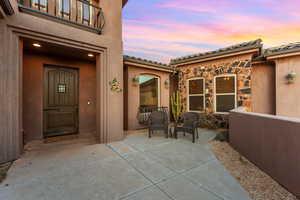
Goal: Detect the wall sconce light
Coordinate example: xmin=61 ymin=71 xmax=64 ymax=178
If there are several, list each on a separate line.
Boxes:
xmin=164 ymin=79 xmax=170 ymax=88
xmin=286 ymin=72 xmax=296 ymax=84
xmin=132 ymin=75 xmax=139 ymax=86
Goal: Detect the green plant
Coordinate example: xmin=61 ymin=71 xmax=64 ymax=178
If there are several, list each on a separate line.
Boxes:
xmin=171 ymin=91 xmax=182 ymax=123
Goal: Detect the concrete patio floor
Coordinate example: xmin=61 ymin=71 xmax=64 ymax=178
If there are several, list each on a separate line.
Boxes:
xmin=0 ymin=129 xmax=251 ymax=200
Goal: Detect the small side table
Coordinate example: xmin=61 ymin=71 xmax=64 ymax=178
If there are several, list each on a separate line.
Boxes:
xmin=169 ymin=123 xmax=184 ymax=139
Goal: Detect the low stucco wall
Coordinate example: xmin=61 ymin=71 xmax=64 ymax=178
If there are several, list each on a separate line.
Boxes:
xmin=229 ymin=109 xmax=300 ymax=198
xmin=23 ymin=52 xmax=96 ymax=141
xmin=251 ymin=63 xmax=276 ymax=114
xmin=124 ymin=65 xmax=171 ymax=130
xmin=275 ymin=56 xmax=300 ymax=118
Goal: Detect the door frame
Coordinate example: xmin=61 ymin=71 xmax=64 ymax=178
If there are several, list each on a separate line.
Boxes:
xmin=43 ymin=64 xmax=80 ymax=138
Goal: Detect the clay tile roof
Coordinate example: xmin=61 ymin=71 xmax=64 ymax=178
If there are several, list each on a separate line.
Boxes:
xmin=264 ymin=42 xmax=300 ymax=57
xmin=170 ymin=39 xmax=263 ymax=65
xmin=123 ymin=55 xmax=175 ymax=71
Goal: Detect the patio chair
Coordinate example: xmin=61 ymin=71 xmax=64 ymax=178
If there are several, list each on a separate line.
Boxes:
xmin=174 ymin=112 xmax=200 ymax=143
xmin=148 ymin=111 xmax=169 ymax=138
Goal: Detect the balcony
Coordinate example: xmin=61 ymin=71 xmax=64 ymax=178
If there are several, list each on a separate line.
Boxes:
xmin=17 ymin=0 xmax=104 ymax=34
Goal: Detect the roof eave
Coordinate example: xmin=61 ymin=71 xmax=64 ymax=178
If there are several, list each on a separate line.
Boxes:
xmin=172 ymin=47 xmax=261 ymax=67
xmin=266 ymin=49 xmax=300 ymax=60
xmin=124 ymin=61 xmax=174 ymax=73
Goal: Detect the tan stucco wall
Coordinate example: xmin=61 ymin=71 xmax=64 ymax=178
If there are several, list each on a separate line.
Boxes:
xmin=274 ymin=56 xmax=300 ymax=118
xmin=124 ymin=65 xmax=171 ymax=130
xmin=251 ymin=63 xmax=276 ymax=115
xmin=23 ymin=52 xmax=97 ymax=141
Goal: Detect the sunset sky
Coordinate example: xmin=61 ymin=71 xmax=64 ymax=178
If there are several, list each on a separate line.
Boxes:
xmin=123 ymin=0 xmax=300 ymax=63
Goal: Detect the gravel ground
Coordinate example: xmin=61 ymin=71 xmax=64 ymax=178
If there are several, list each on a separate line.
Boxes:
xmin=209 ymin=141 xmax=299 ymax=200
xmin=0 ymin=162 xmax=11 ymax=183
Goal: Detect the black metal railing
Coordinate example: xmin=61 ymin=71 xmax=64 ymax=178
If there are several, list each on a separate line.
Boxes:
xmin=17 ymin=0 xmax=105 ymax=34
xmin=137 ymin=106 xmax=169 ymax=125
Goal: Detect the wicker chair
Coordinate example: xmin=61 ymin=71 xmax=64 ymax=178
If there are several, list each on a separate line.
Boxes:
xmin=148 ymin=111 xmax=169 ymax=138
xmin=174 ymin=112 xmax=200 ymax=143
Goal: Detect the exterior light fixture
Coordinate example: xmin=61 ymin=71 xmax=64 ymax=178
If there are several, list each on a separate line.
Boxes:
xmin=132 ymin=75 xmax=139 ymax=86
xmin=286 ymin=72 xmax=296 ymax=84
xmin=88 ymin=53 xmax=94 ymax=57
xmin=164 ymin=79 xmax=170 ymax=89
xmin=33 ymin=43 xmax=41 ymax=48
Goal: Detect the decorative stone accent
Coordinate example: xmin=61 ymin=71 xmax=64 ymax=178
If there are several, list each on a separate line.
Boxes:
xmin=178 ymin=59 xmax=253 ymax=114
xmin=240 ymin=88 xmax=251 ymax=94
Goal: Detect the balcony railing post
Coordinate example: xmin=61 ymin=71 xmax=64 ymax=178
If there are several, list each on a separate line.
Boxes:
xmin=17 ymin=0 xmax=104 ymax=33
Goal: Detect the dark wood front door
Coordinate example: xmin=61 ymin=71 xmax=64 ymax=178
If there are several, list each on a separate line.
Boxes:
xmin=43 ymin=66 xmax=79 ymax=138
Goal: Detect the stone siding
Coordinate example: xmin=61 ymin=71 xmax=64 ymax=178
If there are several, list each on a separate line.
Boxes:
xmin=178 ymin=54 xmax=254 ymax=115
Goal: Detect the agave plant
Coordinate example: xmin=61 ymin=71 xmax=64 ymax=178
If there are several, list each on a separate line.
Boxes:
xmin=171 ymin=91 xmax=182 ymax=124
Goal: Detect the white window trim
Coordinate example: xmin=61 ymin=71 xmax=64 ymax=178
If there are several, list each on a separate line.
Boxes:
xmin=214 ymin=74 xmax=237 ymax=114
xmin=187 ymin=77 xmax=205 ymax=113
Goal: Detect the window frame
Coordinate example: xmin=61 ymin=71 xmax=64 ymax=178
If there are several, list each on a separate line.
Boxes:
xmin=59 ymin=0 xmax=71 ymax=17
xmin=139 ymin=74 xmax=161 ymax=109
xmin=81 ymin=0 xmax=93 ymax=25
xmin=214 ymin=74 xmax=237 ymax=114
xmin=187 ymin=77 xmax=205 ymax=113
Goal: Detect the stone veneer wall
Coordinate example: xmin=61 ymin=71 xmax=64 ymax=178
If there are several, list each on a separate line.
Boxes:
xmin=178 ymin=54 xmax=254 ymax=115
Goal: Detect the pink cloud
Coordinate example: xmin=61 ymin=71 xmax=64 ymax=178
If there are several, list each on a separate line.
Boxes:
xmin=157 ymin=0 xmax=230 ymax=13
xmin=123 ymin=0 xmax=300 ymax=62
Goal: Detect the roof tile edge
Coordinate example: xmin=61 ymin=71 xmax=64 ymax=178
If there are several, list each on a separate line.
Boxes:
xmin=264 ymin=42 xmax=300 ymax=57
xmin=123 ymin=55 xmax=175 ymax=71
xmin=170 ymin=39 xmax=263 ymax=65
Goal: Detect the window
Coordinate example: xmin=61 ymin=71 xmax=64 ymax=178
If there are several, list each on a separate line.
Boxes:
xmin=59 ymin=0 xmax=70 ymax=16
xmin=82 ymin=0 xmax=91 ymax=23
xmin=214 ymin=75 xmax=236 ymax=113
xmin=139 ymin=75 xmax=160 ymax=111
xmin=57 ymin=84 xmax=66 ymax=93
xmin=31 ymin=0 xmax=48 ymax=11
xmin=187 ymin=78 xmax=205 ymax=112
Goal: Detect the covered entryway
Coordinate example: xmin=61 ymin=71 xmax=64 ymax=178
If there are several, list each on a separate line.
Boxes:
xmin=22 ymin=38 xmax=97 ymax=143
xmin=43 ymin=66 xmax=79 ymax=138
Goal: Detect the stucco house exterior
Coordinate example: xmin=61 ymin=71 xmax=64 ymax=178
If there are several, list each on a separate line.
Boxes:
xmin=0 ymin=0 xmax=127 ymax=164
xmin=254 ymin=43 xmax=300 ymax=118
xmin=2 ymin=0 xmax=300 ymax=166
xmin=170 ymin=39 xmax=262 ymax=116
xmin=167 ymin=39 xmax=300 ymax=122
xmin=123 ymin=55 xmax=175 ymax=131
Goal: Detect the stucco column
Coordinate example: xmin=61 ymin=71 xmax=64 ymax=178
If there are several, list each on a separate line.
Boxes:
xmin=0 ymin=24 xmax=22 ymax=163
xmin=98 ymin=0 xmax=124 ymax=142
